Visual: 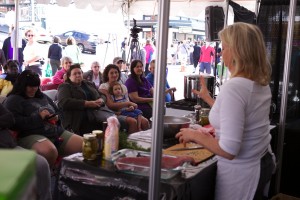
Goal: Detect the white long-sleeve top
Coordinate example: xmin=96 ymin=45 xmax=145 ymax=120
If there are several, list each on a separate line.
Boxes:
xmin=209 ymin=77 xmax=272 ymax=200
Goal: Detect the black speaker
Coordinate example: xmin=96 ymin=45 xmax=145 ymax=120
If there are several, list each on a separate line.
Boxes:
xmin=205 ymin=6 xmax=225 ymax=42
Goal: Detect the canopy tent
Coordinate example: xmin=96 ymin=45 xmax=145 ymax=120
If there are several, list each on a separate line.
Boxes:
xmin=11 ymin=0 xmax=297 ymax=199
xmin=34 ymin=0 xmax=257 ymax=17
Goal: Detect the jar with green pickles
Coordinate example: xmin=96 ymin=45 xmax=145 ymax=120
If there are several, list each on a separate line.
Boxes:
xmin=199 ymin=108 xmax=210 ymax=126
xmin=82 ymin=134 xmax=99 ymax=160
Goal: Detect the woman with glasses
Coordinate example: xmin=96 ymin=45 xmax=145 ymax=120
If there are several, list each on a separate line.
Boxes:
xmin=22 ymin=29 xmax=43 ymax=76
xmin=52 ymin=56 xmax=72 ymax=85
xmin=3 ymin=70 xmax=83 ymax=167
xmin=83 ymin=61 xmax=103 ymax=88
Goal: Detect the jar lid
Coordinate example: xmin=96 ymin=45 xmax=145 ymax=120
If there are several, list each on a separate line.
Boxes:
xmin=83 ymin=134 xmax=96 ymax=139
xmin=194 ymin=105 xmax=201 ymax=110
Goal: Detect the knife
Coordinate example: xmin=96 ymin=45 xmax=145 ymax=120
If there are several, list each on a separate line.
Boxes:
xmin=169 ymin=146 xmax=204 ymax=151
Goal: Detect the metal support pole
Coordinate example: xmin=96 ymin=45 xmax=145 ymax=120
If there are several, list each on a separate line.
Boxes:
xmin=275 ymin=0 xmax=297 ymax=193
xmin=13 ymin=0 xmax=20 ymax=61
xmin=148 ymin=0 xmax=170 ymax=199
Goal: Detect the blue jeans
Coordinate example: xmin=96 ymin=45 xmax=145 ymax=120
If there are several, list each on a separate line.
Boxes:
xmin=200 ymin=62 xmax=211 ymax=74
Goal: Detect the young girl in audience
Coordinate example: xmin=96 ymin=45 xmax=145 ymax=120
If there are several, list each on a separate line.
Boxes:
xmin=109 ymin=82 xmax=144 ymax=131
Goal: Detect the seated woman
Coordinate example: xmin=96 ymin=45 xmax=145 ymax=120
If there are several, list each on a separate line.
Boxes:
xmin=0 ymin=103 xmax=52 ymax=200
xmin=99 ymin=64 xmax=149 ymax=133
xmin=146 ymin=59 xmax=176 ymax=102
xmin=0 ymin=60 xmax=19 ymax=96
xmin=83 ymin=61 xmax=103 ymax=89
xmin=52 ymin=56 xmax=73 ymax=85
xmin=58 ymin=64 xmax=118 ymax=135
xmin=125 ymin=60 xmax=153 ymax=120
xmin=3 ymin=70 xmax=83 ymax=167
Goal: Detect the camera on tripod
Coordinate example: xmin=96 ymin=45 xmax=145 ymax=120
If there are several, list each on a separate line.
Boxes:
xmin=130 ymin=19 xmax=142 ymax=41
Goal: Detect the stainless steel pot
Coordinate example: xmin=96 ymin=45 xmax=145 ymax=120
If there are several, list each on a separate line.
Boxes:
xmin=157 ymin=116 xmax=191 ymax=139
xmin=183 ymin=74 xmax=215 ymax=107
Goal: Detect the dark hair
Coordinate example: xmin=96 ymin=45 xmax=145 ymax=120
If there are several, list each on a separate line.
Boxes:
xmin=129 ymin=59 xmax=144 ymax=85
xmin=3 ymin=59 xmax=19 ymax=72
xmin=66 ymin=64 xmax=82 ymax=82
xmin=8 ymin=70 xmax=42 ymax=98
xmin=108 ymin=82 xmax=123 ymax=95
xmin=102 ymin=64 xmax=121 ymax=83
xmin=53 ymin=36 xmax=61 ymax=43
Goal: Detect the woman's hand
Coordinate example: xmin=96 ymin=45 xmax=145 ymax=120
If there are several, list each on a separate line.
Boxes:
xmin=175 ymin=128 xmax=198 ymax=146
xmin=192 ymin=76 xmax=209 ymax=99
xmin=39 ymin=109 xmax=50 ymax=120
xmin=126 ymin=105 xmax=134 ymax=111
xmin=127 ymin=102 xmax=137 ymax=109
xmin=192 ymin=76 xmax=215 ymax=107
xmin=85 ymin=99 xmax=102 ymax=108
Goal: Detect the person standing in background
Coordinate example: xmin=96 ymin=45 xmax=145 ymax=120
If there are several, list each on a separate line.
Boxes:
xmin=178 ymin=41 xmax=189 ymax=72
xmin=143 ymin=39 xmax=154 ymax=76
xmin=192 ymin=41 xmax=201 ymax=73
xmin=63 ymin=36 xmax=82 ymax=64
xmin=23 ymin=29 xmax=43 ymax=76
xmin=2 ymin=27 xmax=26 ymax=72
xmin=83 ymin=61 xmax=103 ymax=89
xmin=0 ymin=49 xmax=6 ymax=73
xmin=48 ymin=36 xmax=62 ymax=76
xmin=121 ymin=37 xmax=127 ymax=62
xmin=199 ymin=41 xmax=215 ymax=74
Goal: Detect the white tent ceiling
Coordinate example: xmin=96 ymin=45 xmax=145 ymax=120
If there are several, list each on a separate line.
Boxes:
xmin=35 ymin=0 xmax=257 ymax=17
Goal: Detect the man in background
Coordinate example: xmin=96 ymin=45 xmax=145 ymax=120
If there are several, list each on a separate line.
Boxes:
xmin=2 ymin=27 xmax=26 ymax=72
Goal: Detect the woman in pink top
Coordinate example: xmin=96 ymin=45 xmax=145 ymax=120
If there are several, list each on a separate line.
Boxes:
xmin=52 ymin=56 xmax=73 ymax=85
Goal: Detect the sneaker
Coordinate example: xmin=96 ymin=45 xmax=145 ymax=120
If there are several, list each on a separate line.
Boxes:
xmin=193 ymin=69 xmax=195 ymax=73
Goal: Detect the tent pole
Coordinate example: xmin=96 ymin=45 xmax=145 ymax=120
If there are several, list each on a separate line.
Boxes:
xmin=13 ymin=0 xmax=20 ymax=61
xmin=275 ymin=0 xmax=297 ymax=194
xmin=148 ymin=0 xmax=170 ymax=199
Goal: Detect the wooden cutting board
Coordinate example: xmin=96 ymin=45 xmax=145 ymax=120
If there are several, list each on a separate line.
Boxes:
xmin=163 ymin=143 xmax=214 ymax=164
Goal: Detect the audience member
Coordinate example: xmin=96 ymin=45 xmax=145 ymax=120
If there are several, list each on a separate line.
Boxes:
xmin=113 ymin=57 xmax=128 ymax=84
xmin=48 ymin=36 xmax=62 ymax=76
xmin=0 ymin=60 xmax=19 ymax=96
xmin=125 ymin=60 xmax=153 ymax=120
xmin=99 ymin=64 xmax=149 ymax=133
xmin=0 ymin=103 xmax=52 ymax=200
xmin=109 ymin=82 xmax=147 ymax=132
xmin=83 ymin=61 xmax=103 ymax=88
xmin=146 ymin=59 xmax=176 ymax=103
xmin=57 ymin=64 xmax=115 ymax=135
xmin=3 ymin=70 xmax=83 ymax=167
xmin=52 ymin=56 xmax=72 ymax=85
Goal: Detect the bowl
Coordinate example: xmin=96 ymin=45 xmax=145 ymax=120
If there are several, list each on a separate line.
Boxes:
xmin=151 ymin=116 xmax=191 ymax=139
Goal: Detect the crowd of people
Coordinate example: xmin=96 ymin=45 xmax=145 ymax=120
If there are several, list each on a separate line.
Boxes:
xmin=0 ymin=22 xmax=276 ymax=200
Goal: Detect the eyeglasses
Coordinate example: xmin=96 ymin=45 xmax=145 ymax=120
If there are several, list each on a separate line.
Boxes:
xmin=93 ymin=66 xmax=100 ymax=68
xmin=27 ymin=34 xmax=34 ymax=37
xmin=64 ymin=62 xmax=72 ymax=64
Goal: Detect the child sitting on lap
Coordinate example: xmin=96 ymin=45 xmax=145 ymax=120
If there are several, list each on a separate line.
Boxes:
xmin=109 ymin=82 xmax=144 ymax=131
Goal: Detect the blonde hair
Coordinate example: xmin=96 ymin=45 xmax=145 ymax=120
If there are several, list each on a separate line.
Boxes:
xmin=66 ymin=36 xmax=76 ymax=45
xmin=218 ymin=22 xmax=271 ymax=86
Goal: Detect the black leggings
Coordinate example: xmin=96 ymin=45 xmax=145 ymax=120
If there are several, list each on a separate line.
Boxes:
xmin=253 ymin=152 xmax=275 ymax=200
